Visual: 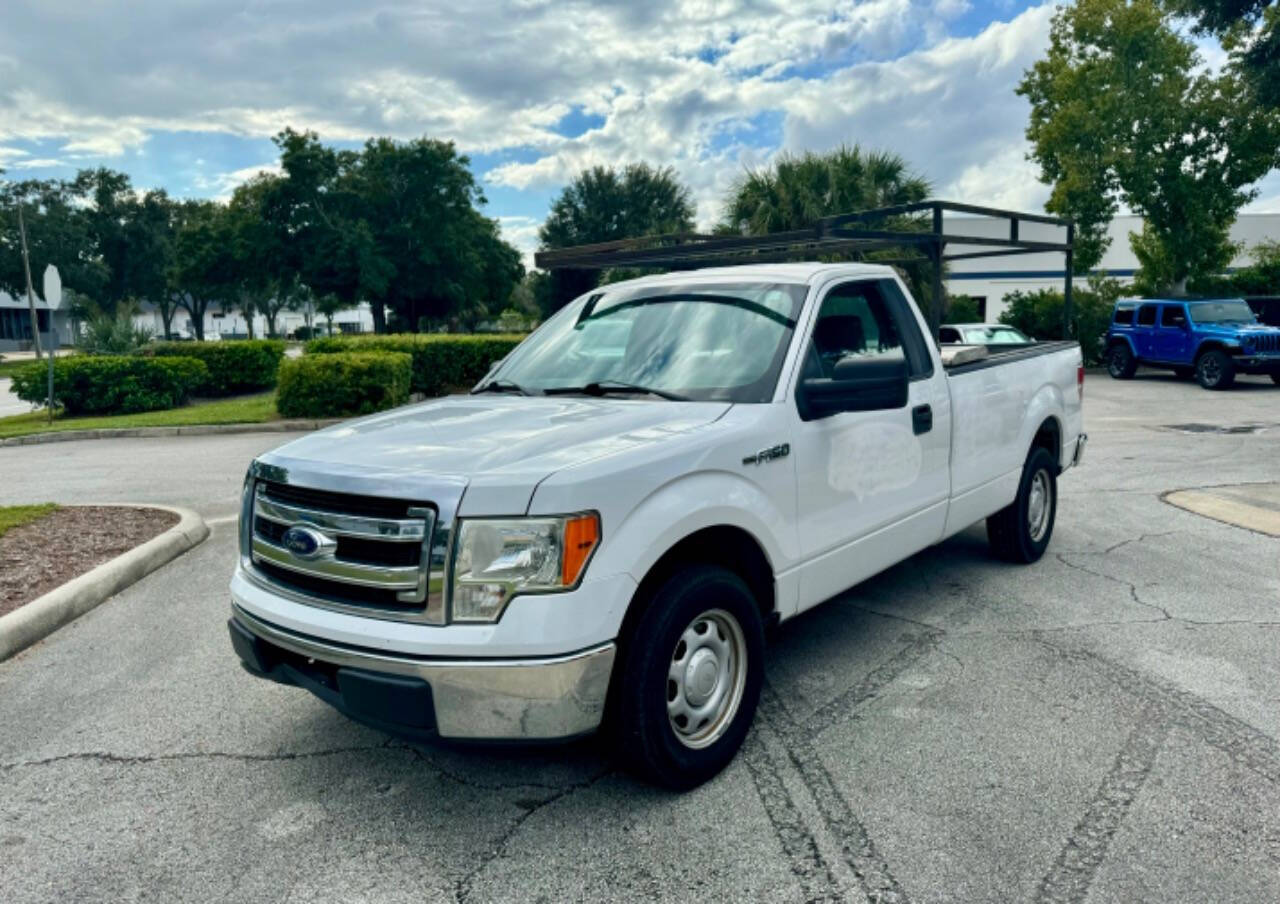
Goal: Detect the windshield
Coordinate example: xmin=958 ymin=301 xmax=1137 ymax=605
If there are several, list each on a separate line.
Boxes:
xmin=1187 ymin=300 xmax=1257 ymax=325
xmin=961 ymin=326 xmax=1028 ymax=344
xmin=491 ymin=282 xmax=808 ymax=402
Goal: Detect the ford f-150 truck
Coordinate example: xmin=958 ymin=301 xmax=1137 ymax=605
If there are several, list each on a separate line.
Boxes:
xmin=229 ymin=263 xmax=1086 ymax=788
xmin=1104 ymin=297 xmax=1280 ymax=389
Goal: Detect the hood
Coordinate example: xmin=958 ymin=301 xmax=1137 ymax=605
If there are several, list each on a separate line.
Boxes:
xmin=259 ymin=394 xmax=732 ymax=515
xmin=1200 ymin=322 xmax=1280 ymax=338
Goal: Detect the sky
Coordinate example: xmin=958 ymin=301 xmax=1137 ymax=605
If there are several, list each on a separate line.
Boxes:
xmin=1 ymin=0 xmax=1278 ymax=267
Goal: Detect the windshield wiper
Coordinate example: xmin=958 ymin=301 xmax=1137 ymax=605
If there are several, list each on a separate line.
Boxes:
xmin=472 ymin=378 xmax=532 ymax=396
xmin=543 ymin=380 xmax=690 ymax=401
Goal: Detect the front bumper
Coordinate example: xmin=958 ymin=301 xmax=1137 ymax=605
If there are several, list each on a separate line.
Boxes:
xmin=1234 ymin=356 xmax=1280 ymax=375
xmin=229 ymin=605 xmax=616 ymax=741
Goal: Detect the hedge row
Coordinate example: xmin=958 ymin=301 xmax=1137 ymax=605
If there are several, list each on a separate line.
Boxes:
xmin=305 ymin=334 xmax=524 ymax=396
xmin=276 ymin=352 xmax=412 ymax=419
xmin=146 ymin=339 xmax=285 ymax=396
xmin=10 ymin=356 xmax=208 ymax=415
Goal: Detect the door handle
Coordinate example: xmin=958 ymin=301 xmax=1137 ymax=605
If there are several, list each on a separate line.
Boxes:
xmin=912 ymin=404 xmax=932 ymax=435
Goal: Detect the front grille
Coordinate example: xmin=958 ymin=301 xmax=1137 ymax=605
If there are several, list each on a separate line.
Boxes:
xmin=1249 ymin=333 xmax=1279 ymax=353
xmin=248 ymin=480 xmax=444 ymax=623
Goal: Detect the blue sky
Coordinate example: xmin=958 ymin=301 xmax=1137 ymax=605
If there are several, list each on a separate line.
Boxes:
xmin=1 ymin=1 xmax=1275 ymax=264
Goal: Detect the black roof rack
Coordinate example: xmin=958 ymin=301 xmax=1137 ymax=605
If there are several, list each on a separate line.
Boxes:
xmin=534 ymin=199 xmax=1077 ymax=339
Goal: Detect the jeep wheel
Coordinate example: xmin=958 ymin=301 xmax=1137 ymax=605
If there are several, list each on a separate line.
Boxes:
xmin=1195 ymin=349 xmax=1235 ymax=390
xmin=1107 ymin=343 xmax=1136 ymax=379
xmin=612 ymin=566 xmax=764 ymax=790
xmin=987 ymin=447 xmax=1058 ymax=564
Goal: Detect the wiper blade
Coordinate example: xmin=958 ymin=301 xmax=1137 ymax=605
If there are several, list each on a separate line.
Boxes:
xmin=543 ymin=380 xmax=689 ymax=401
xmin=472 ymin=379 xmax=532 ymax=396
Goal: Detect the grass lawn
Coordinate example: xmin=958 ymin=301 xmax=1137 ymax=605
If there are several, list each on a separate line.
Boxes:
xmin=0 ymin=503 xmax=59 ymax=539
xmin=0 ymin=392 xmax=279 ymax=440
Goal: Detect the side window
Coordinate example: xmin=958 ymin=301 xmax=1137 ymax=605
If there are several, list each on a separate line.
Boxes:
xmin=939 ymin=327 xmax=961 ymax=343
xmin=1136 ymin=305 xmax=1157 ymax=326
xmin=804 ymin=280 xmax=928 ymax=380
xmin=1160 ymin=306 xmax=1187 ymax=328
xmin=1113 ymin=306 xmax=1134 ymax=325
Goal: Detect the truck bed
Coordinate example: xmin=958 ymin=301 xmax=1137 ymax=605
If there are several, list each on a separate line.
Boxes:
xmin=940 ymin=340 xmax=1079 ymax=373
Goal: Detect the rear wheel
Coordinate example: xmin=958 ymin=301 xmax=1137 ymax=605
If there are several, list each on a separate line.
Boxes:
xmin=1107 ymin=343 xmax=1136 ymax=379
xmin=1195 ymin=349 xmax=1236 ymax=390
xmin=612 ymin=566 xmax=764 ymax=790
xmin=987 ymin=447 xmax=1058 ymax=564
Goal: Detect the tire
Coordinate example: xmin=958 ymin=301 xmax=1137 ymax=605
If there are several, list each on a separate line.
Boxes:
xmin=612 ymin=566 xmax=764 ymax=790
xmin=987 ymin=447 xmax=1058 ymax=564
xmin=1195 ymin=349 xmax=1236 ymax=390
xmin=1106 ymin=343 xmax=1136 ymax=379
xmin=1173 ymin=367 xmax=1194 ymax=380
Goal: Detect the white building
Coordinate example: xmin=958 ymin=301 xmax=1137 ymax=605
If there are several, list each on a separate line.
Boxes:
xmin=944 ymin=213 xmax=1280 ymax=322
xmin=132 ymin=299 xmax=375 ymax=339
xmin=0 ymin=292 xmax=73 ymax=353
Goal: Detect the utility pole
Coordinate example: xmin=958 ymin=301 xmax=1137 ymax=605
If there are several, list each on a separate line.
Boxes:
xmin=17 ymin=205 xmax=44 ymax=359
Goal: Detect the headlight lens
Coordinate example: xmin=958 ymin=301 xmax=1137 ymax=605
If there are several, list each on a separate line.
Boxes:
xmin=450 ymin=513 xmax=600 ymax=622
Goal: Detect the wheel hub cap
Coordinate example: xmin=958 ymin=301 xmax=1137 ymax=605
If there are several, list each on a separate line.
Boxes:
xmin=1027 ymin=469 xmax=1052 ymax=542
xmin=667 ymin=609 xmax=748 ymax=750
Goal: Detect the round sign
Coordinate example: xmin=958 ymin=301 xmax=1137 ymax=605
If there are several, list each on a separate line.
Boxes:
xmin=43 ymin=264 xmax=62 ymax=310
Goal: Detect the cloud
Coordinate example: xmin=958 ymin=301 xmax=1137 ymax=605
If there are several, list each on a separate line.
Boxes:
xmin=190 ymin=161 xmax=284 ymax=200
xmin=497 ymin=215 xmax=543 ymax=268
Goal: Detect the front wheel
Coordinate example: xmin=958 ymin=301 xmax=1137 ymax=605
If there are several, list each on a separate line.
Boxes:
xmin=987 ymin=447 xmax=1058 ymax=564
xmin=1195 ymin=349 xmax=1235 ymax=390
xmin=1107 ymin=343 xmax=1136 ymax=379
xmin=612 ymin=566 xmax=764 ymax=790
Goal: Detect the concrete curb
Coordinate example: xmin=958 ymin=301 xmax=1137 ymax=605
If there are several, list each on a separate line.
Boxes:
xmin=0 ymin=419 xmax=342 ymax=448
xmin=0 ymin=504 xmax=210 ymax=662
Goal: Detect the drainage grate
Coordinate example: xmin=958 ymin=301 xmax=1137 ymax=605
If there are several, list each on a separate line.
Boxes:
xmin=1161 ymin=423 xmax=1277 ymax=435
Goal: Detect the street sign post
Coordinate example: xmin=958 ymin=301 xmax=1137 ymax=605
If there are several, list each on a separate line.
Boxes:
xmin=43 ymin=265 xmax=62 ymax=424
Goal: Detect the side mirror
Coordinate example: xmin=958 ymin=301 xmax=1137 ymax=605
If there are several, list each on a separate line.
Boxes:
xmin=797 ymin=356 xmax=909 ymax=421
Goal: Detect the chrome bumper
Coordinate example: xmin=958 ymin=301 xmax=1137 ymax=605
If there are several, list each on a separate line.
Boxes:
xmin=230 ymin=604 xmax=616 ymax=741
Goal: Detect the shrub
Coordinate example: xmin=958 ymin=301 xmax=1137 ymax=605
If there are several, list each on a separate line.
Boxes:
xmin=10 ymin=355 xmax=208 ymax=415
xmin=304 ymin=334 xmax=524 ymax=396
xmin=78 ymin=306 xmax=155 ymax=356
xmin=147 ymin=339 xmax=285 ymax=396
xmin=944 ymin=294 xmax=982 ymax=323
xmin=276 ymin=351 xmax=412 ymax=419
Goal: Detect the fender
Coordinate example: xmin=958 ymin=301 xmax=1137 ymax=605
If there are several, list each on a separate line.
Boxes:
xmin=1018 ymin=381 xmax=1066 ymax=464
xmin=588 ymin=469 xmax=798 ymax=618
xmin=1108 ymin=333 xmax=1138 ymax=358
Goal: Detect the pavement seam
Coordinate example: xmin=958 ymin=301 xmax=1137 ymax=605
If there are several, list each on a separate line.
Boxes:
xmin=452 ymin=768 xmax=615 ymax=904
xmin=741 ymin=728 xmax=845 ymax=902
xmin=762 ymin=684 xmax=912 ymax=904
xmin=1033 ymin=705 xmax=1171 ymax=904
xmin=0 ymin=743 xmax=392 ymax=771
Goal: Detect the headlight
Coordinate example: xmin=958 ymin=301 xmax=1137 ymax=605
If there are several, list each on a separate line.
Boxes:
xmin=450 ymin=513 xmax=600 ymax=622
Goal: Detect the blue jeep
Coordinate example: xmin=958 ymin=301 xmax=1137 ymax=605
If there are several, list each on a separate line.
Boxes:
xmin=1104 ymin=298 xmax=1280 ymax=390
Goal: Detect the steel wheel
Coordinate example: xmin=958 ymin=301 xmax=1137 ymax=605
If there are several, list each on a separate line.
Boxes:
xmin=1026 ymin=468 xmax=1053 ymax=543
xmin=666 ymin=608 xmax=748 ymax=750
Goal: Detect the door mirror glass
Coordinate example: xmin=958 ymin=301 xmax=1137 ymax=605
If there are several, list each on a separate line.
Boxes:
xmin=797 ymin=355 xmax=909 ymax=420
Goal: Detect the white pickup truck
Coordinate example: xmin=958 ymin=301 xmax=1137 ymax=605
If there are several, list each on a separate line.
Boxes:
xmin=229 ymin=262 xmax=1085 ymax=788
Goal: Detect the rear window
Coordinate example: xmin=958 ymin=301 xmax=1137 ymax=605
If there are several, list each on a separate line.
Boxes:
xmin=1136 ymin=305 xmax=1157 ymax=326
xmin=1113 ymin=305 xmax=1134 ymax=325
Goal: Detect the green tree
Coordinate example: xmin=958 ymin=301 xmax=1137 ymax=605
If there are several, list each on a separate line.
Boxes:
xmin=538 ymin=164 xmax=695 ymax=314
xmin=1018 ymin=0 xmax=1280 ymax=293
xmin=171 ymin=201 xmax=237 ymax=340
xmin=721 ymin=145 xmax=934 ymax=307
xmin=1166 ymin=0 xmax=1280 ymax=108
xmin=0 ymin=176 xmax=108 ymax=315
xmin=721 ymin=145 xmax=930 ymax=234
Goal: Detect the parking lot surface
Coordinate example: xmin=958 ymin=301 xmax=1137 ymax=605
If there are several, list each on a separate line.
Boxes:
xmin=2 ymin=371 xmax=1278 ymax=903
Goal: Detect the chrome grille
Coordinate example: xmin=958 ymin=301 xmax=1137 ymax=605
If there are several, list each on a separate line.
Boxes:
xmin=248 ymin=481 xmax=446 ymax=623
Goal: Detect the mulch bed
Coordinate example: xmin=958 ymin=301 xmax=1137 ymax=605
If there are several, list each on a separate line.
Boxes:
xmin=0 ymin=507 xmax=178 ymax=617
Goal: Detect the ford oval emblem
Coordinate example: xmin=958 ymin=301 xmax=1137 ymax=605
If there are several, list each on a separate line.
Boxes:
xmin=281 ymin=525 xmax=331 ymax=560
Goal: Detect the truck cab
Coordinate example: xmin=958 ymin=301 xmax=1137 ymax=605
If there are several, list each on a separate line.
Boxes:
xmin=1105 ymin=297 xmax=1280 ymax=389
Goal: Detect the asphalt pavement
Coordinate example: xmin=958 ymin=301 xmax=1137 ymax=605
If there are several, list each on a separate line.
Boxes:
xmin=1 ymin=370 xmax=1278 ymax=902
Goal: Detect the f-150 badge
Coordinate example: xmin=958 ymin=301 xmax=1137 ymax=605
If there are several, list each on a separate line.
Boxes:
xmin=743 ymin=443 xmax=790 ymax=466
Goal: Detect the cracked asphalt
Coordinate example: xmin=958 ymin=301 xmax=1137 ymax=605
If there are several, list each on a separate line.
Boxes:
xmin=2 ymin=369 xmax=1279 ymax=903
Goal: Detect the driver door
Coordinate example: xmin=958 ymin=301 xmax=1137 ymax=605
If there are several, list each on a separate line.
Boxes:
xmin=790 ymin=278 xmax=951 ymax=612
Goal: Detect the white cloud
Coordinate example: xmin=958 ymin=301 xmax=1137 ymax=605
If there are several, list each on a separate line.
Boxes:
xmin=191 ymin=161 xmax=284 ymax=200
xmin=497 ymin=215 xmax=543 ymax=268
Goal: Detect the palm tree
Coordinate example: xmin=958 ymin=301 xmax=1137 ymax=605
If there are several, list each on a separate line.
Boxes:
xmin=721 ymin=145 xmax=935 ymax=305
xmin=722 ymin=145 xmax=930 ymax=235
